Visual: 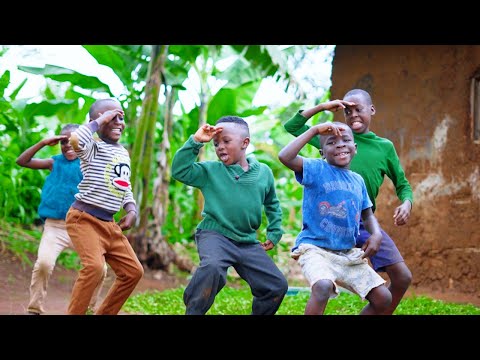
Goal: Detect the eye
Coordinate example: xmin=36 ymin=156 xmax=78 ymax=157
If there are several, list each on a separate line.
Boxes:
xmin=213 ymin=142 xmax=218 ymax=147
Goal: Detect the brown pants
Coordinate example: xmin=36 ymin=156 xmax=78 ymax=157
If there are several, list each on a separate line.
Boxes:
xmin=66 ymin=208 xmax=144 ymax=315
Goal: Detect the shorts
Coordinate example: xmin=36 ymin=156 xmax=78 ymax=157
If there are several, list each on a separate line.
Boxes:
xmin=356 ymin=221 xmax=404 ymax=272
xmin=292 ymin=243 xmax=386 ymax=300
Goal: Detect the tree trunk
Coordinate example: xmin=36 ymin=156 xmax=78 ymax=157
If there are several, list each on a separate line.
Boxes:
xmin=129 ymin=45 xmax=167 ymax=262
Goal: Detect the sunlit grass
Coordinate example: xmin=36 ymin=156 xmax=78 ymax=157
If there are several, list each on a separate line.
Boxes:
xmin=123 ymin=286 xmax=480 ymax=315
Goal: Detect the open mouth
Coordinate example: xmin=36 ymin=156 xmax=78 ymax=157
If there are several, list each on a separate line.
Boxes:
xmin=219 ymin=153 xmax=229 ymax=162
xmin=334 ymin=152 xmax=350 ymax=159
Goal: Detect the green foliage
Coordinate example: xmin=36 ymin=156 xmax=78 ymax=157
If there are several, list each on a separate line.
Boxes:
xmin=0 ymin=220 xmax=80 ymax=270
xmin=123 ymin=285 xmax=480 ymax=315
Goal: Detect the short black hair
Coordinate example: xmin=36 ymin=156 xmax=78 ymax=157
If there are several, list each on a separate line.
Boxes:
xmin=89 ymin=98 xmax=120 ymax=120
xmin=343 ymin=89 xmax=372 ymax=105
xmin=215 ymin=115 xmax=250 ymax=137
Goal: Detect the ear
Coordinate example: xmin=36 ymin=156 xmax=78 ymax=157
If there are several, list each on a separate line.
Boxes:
xmin=354 ymin=143 xmax=358 ymax=154
xmin=242 ymin=137 xmax=250 ymax=149
xmin=319 ymin=149 xmax=325 ymax=159
xmin=370 ymin=105 xmax=376 ymax=115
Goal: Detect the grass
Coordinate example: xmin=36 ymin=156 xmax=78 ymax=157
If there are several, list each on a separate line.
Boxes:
xmin=0 ymin=219 xmax=80 ymax=270
xmin=123 ymin=285 xmax=480 ymax=315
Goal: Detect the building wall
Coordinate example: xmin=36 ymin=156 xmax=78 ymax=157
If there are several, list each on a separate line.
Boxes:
xmin=331 ymin=45 xmax=480 ymax=297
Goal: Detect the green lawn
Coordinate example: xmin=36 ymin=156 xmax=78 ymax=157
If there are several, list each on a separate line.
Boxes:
xmin=123 ymin=285 xmax=480 ymax=315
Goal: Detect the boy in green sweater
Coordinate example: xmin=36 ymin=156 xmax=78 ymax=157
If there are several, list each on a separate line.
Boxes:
xmin=172 ymin=116 xmax=288 ymax=315
xmin=284 ymin=89 xmax=413 ymax=314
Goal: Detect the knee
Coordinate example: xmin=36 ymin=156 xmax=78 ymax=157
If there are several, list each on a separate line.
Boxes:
xmin=200 ymin=262 xmax=226 ymax=281
xmin=390 ymin=265 xmax=412 ymax=289
xmin=35 ymin=258 xmax=55 ymax=275
xmin=372 ymin=288 xmax=392 ymax=313
xmin=311 ymin=281 xmax=332 ymax=302
xmin=129 ymin=264 xmax=144 ymax=283
xmin=274 ymin=276 xmax=289 ymax=297
xmin=84 ymin=262 xmax=107 ymax=281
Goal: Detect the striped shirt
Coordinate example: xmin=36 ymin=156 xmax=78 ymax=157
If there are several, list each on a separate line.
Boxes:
xmin=73 ymin=121 xmax=135 ymax=215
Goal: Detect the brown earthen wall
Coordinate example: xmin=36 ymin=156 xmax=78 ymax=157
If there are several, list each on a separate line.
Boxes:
xmin=331 ymin=45 xmax=480 ymax=297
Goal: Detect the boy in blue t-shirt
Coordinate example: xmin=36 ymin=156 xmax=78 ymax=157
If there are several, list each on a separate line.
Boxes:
xmin=16 ymin=124 xmax=106 ymax=315
xmin=278 ymin=121 xmax=391 ymax=315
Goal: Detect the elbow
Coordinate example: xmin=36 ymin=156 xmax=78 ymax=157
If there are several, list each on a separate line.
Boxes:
xmin=278 ymin=149 xmax=288 ymax=166
xmin=283 ymin=122 xmax=294 ymax=134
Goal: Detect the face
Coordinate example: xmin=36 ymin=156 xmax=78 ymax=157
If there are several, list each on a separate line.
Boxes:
xmin=342 ymin=94 xmax=375 ymax=134
xmin=320 ymin=125 xmax=357 ymax=168
xmin=212 ymin=123 xmax=249 ymax=165
xmin=93 ymin=101 xmax=125 ymax=143
xmin=60 ymin=130 xmax=78 ymax=161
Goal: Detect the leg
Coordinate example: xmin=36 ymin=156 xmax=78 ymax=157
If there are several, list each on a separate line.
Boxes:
xmin=356 ymin=221 xmax=411 ymax=314
xmin=360 ymin=284 xmax=392 ymax=315
xmin=96 ymin=223 xmax=143 ymax=315
xmin=305 ymin=280 xmax=333 ymax=315
xmin=235 ymin=243 xmax=288 ymax=315
xmin=28 ymin=219 xmax=71 ymax=314
xmin=88 ymin=262 xmax=108 ymax=312
xmin=384 ymin=262 xmax=412 ymax=315
xmin=183 ymin=230 xmax=234 ymax=315
xmin=66 ymin=209 xmax=114 ymax=315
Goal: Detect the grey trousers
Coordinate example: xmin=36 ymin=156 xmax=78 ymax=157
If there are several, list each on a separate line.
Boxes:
xmin=184 ymin=229 xmax=288 ymax=315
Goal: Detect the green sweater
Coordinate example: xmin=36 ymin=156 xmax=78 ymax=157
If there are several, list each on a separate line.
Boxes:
xmin=171 ymin=135 xmax=283 ymax=245
xmin=284 ymin=111 xmax=413 ymax=212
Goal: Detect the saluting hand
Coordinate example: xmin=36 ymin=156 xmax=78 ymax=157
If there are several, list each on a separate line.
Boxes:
xmin=193 ymin=124 xmax=223 ymax=143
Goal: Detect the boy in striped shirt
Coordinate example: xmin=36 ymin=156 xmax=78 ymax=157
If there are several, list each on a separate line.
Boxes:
xmin=66 ymin=98 xmax=144 ymax=315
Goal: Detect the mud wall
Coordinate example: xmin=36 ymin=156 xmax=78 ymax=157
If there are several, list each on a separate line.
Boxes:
xmin=331 ymin=45 xmax=480 ymax=297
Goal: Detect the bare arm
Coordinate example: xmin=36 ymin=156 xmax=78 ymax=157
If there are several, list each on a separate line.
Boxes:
xmin=301 ymin=99 xmax=356 ymax=119
xmin=360 ymin=207 xmax=383 ymax=258
xmin=16 ymin=136 xmax=67 ymax=170
xmin=278 ymin=123 xmax=343 ymax=172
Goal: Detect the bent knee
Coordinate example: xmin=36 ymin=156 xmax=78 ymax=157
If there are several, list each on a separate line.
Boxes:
xmin=35 ymin=259 xmax=55 ymax=274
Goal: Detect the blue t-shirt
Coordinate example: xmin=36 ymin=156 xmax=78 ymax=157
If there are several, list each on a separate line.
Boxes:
xmin=293 ymin=157 xmax=372 ymax=251
xmin=38 ymin=154 xmax=83 ymax=221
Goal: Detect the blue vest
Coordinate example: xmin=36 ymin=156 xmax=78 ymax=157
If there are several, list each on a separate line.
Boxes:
xmin=38 ymin=154 xmax=82 ymax=221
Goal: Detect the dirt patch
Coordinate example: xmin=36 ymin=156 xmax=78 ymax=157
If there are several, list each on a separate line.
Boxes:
xmin=0 ymin=251 xmax=187 ymax=315
xmin=2 ymin=249 xmax=480 ymax=315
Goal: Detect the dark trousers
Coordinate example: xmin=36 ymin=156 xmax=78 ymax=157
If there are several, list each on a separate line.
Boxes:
xmin=184 ymin=229 xmax=288 ymax=315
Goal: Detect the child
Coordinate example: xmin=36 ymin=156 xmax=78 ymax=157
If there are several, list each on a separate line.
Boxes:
xmin=16 ymin=124 xmax=106 ymax=315
xmin=284 ymin=88 xmax=413 ymax=314
xmin=278 ymin=121 xmax=392 ymax=315
xmin=171 ymin=116 xmax=288 ymax=315
xmin=66 ymin=98 xmax=144 ymax=315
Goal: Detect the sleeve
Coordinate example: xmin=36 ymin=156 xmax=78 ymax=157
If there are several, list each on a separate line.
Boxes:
xmin=284 ymin=111 xmax=322 ymax=149
xmin=263 ymin=167 xmax=284 ymax=245
xmin=385 ymin=142 xmax=414 ymax=206
xmin=74 ymin=122 xmax=98 ymax=162
xmin=171 ymin=135 xmax=208 ymax=188
xmin=360 ymin=177 xmax=373 ymax=211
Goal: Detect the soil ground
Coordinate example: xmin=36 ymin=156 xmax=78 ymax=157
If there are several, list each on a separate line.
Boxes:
xmin=0 ymin=251 xmax=186 ymax=315
xmin=1 ymin=250 xmax=479 ymax=315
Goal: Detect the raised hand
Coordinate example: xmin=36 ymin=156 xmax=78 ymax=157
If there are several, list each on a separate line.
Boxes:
xmin=322 ymin=99 xmax=356 ymax=112
xmin=193 ymin=124 xmax=223 ymax=143
xmin=44 ymin=135 xmax=68 ymax=146
xmin=314 ymin=123 xmax=346 ymax=137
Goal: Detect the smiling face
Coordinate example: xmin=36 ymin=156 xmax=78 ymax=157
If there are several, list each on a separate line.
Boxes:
xmin=343 ymin=93 xmax=375 ymax=134
xmin=90 ymin=100 xmax=125 ymax=143
xmin=212 ymin=122 xmax=250 ymax=166
xmin=320 ymin=123 xmax=357 ymax=169
xmin=60 ymin=129 xmax=78 ymax=161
